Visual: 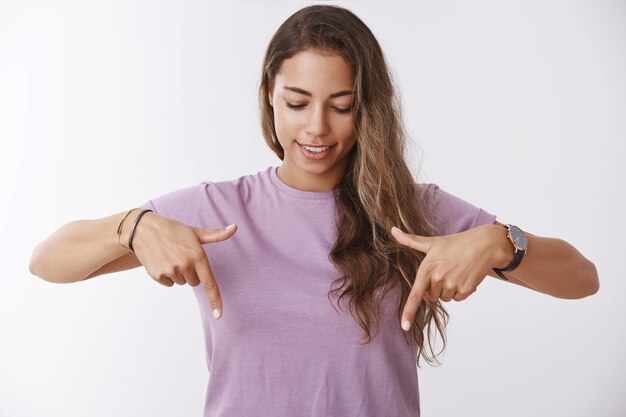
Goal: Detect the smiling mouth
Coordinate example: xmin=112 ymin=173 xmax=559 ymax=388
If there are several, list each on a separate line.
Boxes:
xmin=297 ymin=142 xmax=336 ymax=148
xmin=297 ymin=141 xmax=336 ymax=159
xmin=299 ymin=144 xmax=334 ymax=154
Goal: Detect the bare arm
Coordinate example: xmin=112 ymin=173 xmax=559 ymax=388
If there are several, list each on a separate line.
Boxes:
xmin=485 ymin=220 xmax=599 ymax=298
xmin=29 ymin=209 xmax=145 ymax=283
xmin=30 ymin=207 xmax=237 ymax=319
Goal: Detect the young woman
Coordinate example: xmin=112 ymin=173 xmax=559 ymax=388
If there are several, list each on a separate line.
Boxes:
xmin=29 ymin=4 xmax=599 ymax=416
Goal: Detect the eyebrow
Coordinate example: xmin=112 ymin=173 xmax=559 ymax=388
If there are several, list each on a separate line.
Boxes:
xmin=283 ymin=86 xmax=353 ymax=98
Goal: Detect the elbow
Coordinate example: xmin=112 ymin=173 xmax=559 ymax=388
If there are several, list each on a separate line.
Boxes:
xmin=28 ymin=244 xmax=57 ymax=283
xmin=29 ymin=245 xmax=43 ymax=279
xmin=29 ymin=259 xmax=39 ymax=277
xmin=551 ymin=262 xmax=599 ymax=300
xmin=28 ymin=256 xmax=52 ymax=283
xmin=28 ymin=263 xmax=65 ymax=284
xmin=573 ymin=261 xmax=599 ymax=299
xmin=585 ymin=262 xmax=600 ymax=297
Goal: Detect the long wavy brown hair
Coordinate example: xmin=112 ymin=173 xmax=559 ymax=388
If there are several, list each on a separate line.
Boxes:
xmin=258 ymin=4 xmax=449 ymax=367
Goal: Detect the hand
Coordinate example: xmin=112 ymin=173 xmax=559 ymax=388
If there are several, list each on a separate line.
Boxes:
xmin=390 ymin=225 xmax=498 ymax=332
xmin=129 ymin=212 xmax=237 ymax=320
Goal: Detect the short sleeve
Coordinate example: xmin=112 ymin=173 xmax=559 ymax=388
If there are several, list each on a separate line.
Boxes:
xmin=419 ymin=183 xmax=497 ymax=235
xmin=138 ymin=183 xmax=203 ymax=227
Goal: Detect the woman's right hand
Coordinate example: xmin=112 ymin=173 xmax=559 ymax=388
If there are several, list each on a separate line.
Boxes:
xmin=127 ymin=211 xmax=237 ymax=319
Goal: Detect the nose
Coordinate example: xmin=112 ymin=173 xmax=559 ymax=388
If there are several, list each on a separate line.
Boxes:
xmin=305 ymin=104 xmax=330 ymax=137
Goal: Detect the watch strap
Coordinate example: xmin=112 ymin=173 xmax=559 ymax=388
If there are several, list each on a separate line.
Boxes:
xmin=492 ymin=224 xmax=526 ymax=281
xmin=499 ymin=248 xmax=525 ymax=272
xmin=493 ymin=268 xmax=509 ymax=280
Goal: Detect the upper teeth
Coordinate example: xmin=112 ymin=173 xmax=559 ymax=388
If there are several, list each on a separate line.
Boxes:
xmin=303 ymin=145 xmax=330 ymax=152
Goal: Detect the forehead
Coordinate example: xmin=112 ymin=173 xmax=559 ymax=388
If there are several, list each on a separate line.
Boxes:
xmin=275 ymin=50 xmax=354 ymax=93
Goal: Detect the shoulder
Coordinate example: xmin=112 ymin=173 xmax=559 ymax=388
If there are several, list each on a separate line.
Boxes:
xmin=201 ymin=166 xmax=273 ymax=203
xmin=138 ymin=183 xmax=206 ymax=225
xmin=137 ymin=168 xmax=273 ymax=225
xmin=415 ymin=182 xmax=497 ymax=235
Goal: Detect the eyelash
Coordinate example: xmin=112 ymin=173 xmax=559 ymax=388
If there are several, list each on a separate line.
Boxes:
xmin=285 ymin=102 xmax=352 ymax=114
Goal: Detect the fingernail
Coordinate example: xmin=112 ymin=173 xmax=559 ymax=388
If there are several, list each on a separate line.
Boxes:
xmin=402 ymin=320 xmax=411 ymax=331
xmin=392 ymin=226 xmax=403 ymax=234
xmin=213 ymin=309 xmax=221 ymax=319
xmin=225 ymin=224 xmax=236 ymax=230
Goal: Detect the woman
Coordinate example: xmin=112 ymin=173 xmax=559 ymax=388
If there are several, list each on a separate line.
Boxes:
xmin=29 ymin=4 xmax=599 ymax=416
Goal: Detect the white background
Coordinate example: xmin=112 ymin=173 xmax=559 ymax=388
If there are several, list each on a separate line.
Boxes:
xmin=1 ymin=0 xmax=624 ymax=416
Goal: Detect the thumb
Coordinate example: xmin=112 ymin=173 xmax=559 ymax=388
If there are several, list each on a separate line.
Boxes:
xmin=195 ymin=224 xmax=237 ymax=244
xmin=391 ymin=226 xmax=431 ymax=253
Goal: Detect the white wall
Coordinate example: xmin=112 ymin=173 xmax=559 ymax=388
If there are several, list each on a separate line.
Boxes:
xmin=1 ymin=0 xmax=624 ymax=416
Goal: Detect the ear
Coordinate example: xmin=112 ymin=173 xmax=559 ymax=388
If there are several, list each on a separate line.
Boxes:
xmin=268 ymin=89 xmax=273 ymax=107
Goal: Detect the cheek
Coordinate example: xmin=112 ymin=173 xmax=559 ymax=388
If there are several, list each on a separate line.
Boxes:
xmin=272 ymin=111 xmax=295 ymax=147
xmin=337 ymin=118 xmax=356 ymax=141
xmin=274 ymin=109 xmax=298 ymax=133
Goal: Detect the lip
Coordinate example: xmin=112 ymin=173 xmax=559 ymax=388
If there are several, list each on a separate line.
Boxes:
xmin=298 ymin=142 xmax=335 ymax=160
xmin=297 ymin=141 xmax=336 ymax=148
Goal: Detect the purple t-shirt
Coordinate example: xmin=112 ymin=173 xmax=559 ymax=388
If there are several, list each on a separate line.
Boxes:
xmin=139 ymin=166 xmax=496 ymax=417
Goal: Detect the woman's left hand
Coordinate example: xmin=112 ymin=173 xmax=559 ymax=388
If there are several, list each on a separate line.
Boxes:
xmin=390 ymin=225 xmax=504 ymax=332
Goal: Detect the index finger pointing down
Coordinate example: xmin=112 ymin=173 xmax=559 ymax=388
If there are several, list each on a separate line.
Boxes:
xmin=401 ymin=264 xmax=431 ymax=331
xmin=195 ymin=255 xmax=223 ymax=320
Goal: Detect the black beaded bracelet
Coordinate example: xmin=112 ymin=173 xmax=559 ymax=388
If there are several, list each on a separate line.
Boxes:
xmin=128 ymin=209 xmax=153 ymax=253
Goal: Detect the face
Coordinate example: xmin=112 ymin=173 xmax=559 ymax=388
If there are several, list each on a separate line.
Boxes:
xmin=269 ymin=49 xmax=356 ymax=192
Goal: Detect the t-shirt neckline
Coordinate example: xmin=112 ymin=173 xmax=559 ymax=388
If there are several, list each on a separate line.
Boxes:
xmin=269 ymin=166 xmax=339 ymax=200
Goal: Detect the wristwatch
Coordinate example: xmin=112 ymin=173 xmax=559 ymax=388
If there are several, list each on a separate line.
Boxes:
xmin=492 ymin=224 xmax=528 ymax=281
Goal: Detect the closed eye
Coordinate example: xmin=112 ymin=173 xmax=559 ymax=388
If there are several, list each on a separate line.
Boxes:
xmin=285 ymin=102 xmax=352 ymax=114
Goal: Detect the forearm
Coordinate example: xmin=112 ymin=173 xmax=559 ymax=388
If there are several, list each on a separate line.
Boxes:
xmin=29 ymin=210 xmax=139 ymax=283
xmin=488 ymin=225 xmax=599 ymax=299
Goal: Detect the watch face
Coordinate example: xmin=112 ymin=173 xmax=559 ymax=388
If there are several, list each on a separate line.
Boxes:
xmin=508 ymin=225 xmax=528 ymax=251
